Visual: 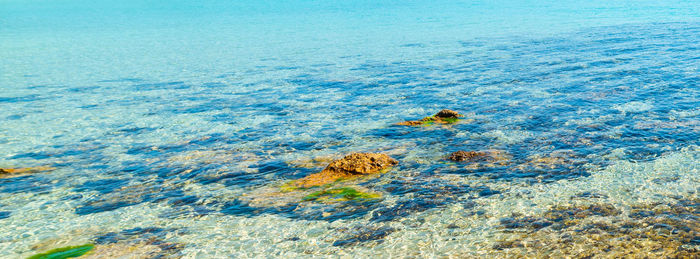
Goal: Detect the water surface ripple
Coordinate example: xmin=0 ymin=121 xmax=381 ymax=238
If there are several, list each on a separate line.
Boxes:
xmin=0 ymin=20 xmax=699 ymax=258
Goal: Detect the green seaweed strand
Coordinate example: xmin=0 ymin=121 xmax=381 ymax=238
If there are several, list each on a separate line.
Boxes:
xmin=442 ymin=117 xmax=459 ymax=124
xmin=28 ymin=244 xmax=94 ymax=259
xmin=303 ymin=187 xmax=379 ymax=201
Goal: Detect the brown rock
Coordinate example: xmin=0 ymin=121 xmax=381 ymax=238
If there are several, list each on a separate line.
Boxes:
xmin=448 ymin=151 xmax=487 ymax=162
xmin=291 ymin=153 xmax=398 ymax=188
xmin=434 ymin=109 xmax=463 ymax=119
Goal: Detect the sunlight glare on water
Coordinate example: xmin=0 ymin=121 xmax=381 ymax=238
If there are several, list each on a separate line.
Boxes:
xmin=0 ymin=0 xmax=699 ymax=257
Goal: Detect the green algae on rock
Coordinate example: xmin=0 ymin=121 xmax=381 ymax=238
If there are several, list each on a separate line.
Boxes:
xmin=302 ymin=187 xmax=381 ymax=202
xmin=288 ymin=153 xmax=398 ymax=189
xmin=397 ymin=109 xmax=464 ymax=126
xmin=28 ymin=244 xmax=94 ymax=259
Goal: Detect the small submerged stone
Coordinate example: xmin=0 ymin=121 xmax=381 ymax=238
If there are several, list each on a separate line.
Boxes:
xmin=332 ymin=226 xmax=395 ymax=247
xmin=28 ymin=244 xmax=94 ymax=259
xmin=448 ymin=151 xmax=487 ymax=162
xmin=287 ymin=153 xmax=398 ymax=189
xmin=397 ymin=109 xmax=464 ymax=126
xmin=447 ymin=149 xmax=511 ymax=169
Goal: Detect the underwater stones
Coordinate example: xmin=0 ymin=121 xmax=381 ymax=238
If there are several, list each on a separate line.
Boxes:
xmin=448 ymin=151 xmax=487 ymax=162
xmin=500 ymin=203 xmax=621 ymax=232
xmin=0 ymin=166 xmax=54 ymax=178
xmin=289 ymin=153 xmax=398 ymax=188
xmin=491 ymin=199 xmax=700 ymax=258
xmin=546 ymin=203 xmax=621 ymax=220
xmin=332 ymin=226 xmax=395 ymax=247
xmin=397 ymin=109 xmax=464 ymax=126
xmin=500 ymin=216 xmax=553 ymax=231
xmin=28 ymin=244 xmax=94 ymax=259
xmin=627 ymin=199 xmax=699 ymax=244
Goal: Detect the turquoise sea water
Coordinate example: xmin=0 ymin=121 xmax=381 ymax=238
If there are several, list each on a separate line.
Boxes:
xmin=1 ymin=0 xmax=699 ymax=257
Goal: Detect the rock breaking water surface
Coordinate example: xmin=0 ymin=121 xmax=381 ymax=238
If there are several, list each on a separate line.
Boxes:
xmin=1 ymin=0 xmax=699 ymax=258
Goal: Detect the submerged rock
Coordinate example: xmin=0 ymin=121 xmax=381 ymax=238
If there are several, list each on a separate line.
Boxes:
xmin=448 ymin=151 xmax=487 ymax=162
xmin=332 ymin=226 xmax=395 ymax=247
xmin=491 ymin=198 xmax=700 ymax=258
xmin=397 ymin=109 xmax=464 ymax=126
xmin=0 ymin=166 xmax=54 ymax=178
xmin=233 ymin=153 xmax=397 ymax=221
xmin=447 ymin=149 xmax=512 ymax=169
xmin=288 ymin=153 xmax=398 ymax=188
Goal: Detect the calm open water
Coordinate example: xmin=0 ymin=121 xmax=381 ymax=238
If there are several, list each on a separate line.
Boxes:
xmin=1 ymin=0 xmax=699 ymax=257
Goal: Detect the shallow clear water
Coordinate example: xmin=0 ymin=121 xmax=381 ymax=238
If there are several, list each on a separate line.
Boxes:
xmin=1 ymin=0 xmax=699 ymax=258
